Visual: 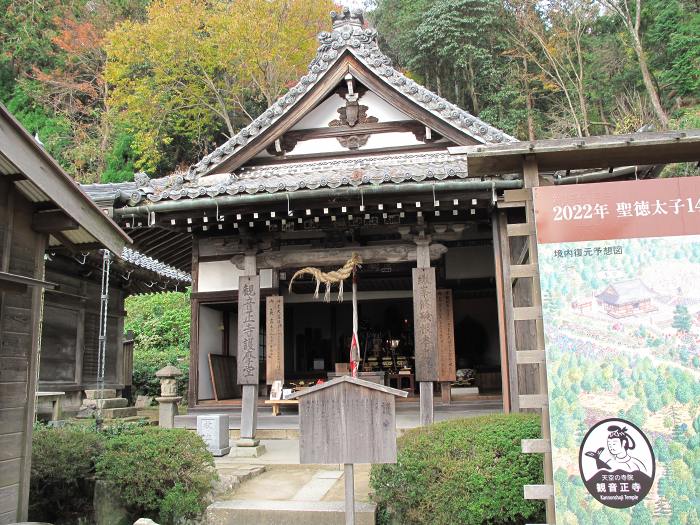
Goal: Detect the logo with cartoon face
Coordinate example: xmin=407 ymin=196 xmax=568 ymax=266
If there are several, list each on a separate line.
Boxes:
xmin=578 ymin=418 xmax=655 ymax=509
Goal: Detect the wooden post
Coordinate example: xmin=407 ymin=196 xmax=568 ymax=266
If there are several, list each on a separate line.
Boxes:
xmin=414 ymin=238 xmax=436 ymax=426
xmin=344 ymin=463 xmax=355 ymax=525
xmin=521 ymin=155 xmax=555 ymax=524
xmin=237 ymin=252 xmax=261 ymax=450
xmin=491 ymin=212 xmax=511 ymax=413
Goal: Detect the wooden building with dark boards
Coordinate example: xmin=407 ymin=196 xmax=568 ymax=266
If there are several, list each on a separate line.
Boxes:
xmin=0 ymin=103 xmax=130 ymax=523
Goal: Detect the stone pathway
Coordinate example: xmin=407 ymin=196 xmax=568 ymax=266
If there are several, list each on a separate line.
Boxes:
xmin=206 ymin=464 xmax=374 ymax=525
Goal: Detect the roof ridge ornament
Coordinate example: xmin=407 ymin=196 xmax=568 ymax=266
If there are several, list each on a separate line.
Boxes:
xmin=331 ymin=7 xmax=364 ymax=29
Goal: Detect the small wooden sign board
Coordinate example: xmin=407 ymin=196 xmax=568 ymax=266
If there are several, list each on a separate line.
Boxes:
xmin=289 ymin=376 xmax=407 ymax=525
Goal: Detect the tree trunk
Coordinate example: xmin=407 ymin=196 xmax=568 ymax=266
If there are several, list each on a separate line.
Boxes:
xmin=523 ymin=58 xmax=535 ymax=141
xmin=467 ymin=59 xmax=479 ymax=116
xmin=632 ymin=34 xmax=669 ymax=128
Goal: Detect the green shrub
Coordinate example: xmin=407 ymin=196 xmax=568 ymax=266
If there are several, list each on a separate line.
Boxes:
xmin=132 ymin=345 xmax=189 ymax=398
xmin=370 ymin=414 xmax=545 ymax=525
xmin=29 ymin=423 xmax=106 ymax=523
xmin=95 ymin=426 xmax=215 ymax=523
xmin=125 ymin=291 xmax=190 ymax=397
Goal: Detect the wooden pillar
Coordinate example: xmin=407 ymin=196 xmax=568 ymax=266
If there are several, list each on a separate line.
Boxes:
xmin=491 ymin=212 xmax=511 ymax=413
xmin=413 ymin=237 xmax=437 ymax=426
xmin=237 ymin=252 xmax=260 ymax=447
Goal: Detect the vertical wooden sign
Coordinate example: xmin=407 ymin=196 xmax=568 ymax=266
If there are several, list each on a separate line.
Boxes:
xmin=412 ymin=267 xmax=438 ymax=382
xmin=237 ymin=275 xmax=260 ymax=385
xmin=436 ymin=289 xmax=456 ymax=382
xmin=265 ymin=295 xmax=284 ymax=385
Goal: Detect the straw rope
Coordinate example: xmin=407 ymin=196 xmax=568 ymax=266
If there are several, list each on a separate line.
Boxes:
xmin=288 ymin=253 xmax=362 ymax=302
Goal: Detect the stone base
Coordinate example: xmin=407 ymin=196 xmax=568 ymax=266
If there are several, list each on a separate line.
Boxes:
xmin=235 ymin=438 xmax=260 ymax=447
xmin=210 ymin=446 xmax=232 ymax=457
xmin=85 ymin=389 xmax=117 ymax=400
xmin=101 ymin=407 xmax=137 ymax=419
xmin=83 ymin=397 xmax=128 ymax=409
xmin=231 ymin=444 xmax=266 ymax=458
xmin=206 ymin=500 xmax=376 ymax=525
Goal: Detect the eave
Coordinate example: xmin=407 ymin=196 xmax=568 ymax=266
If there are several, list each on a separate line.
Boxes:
xmin=0 ymin=103 xmax=131 ymax=254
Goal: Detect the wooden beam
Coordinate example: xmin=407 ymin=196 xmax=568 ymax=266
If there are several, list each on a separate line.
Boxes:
xmin=0 ymin=271 xmax=56 ymax=290
xmin=516 ymin=350 xmax=546 ymax=364
xmin=231 ymin=244 xmax=448 ymax=270
xmin=0 ymin=105 xmax=129 ymax=254
xmin=347 ymin=57 xmax=480 ymax=147
xmin=285 ymin=120 xmax=426 ymax=142
xmin=507 ymin=223 xmax=534 ymax=237
xmin=519 ymin=394 xmax=548 ymax=409
xmin=448 ymin=130 xmax=700 ymax=176
xmin=32 ymin=210 xmax=79 ymax=233
xmin=510 ymin=264 xmax=538 ymax=279
xmin=513 ymin=306 xmax=542 ymax=321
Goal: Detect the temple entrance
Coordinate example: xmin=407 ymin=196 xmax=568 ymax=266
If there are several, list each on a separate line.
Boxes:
xmin=193 ymin=243 xmax=503 ymax=406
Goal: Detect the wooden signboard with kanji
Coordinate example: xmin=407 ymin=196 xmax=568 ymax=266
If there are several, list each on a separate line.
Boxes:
xmin=437 ymin=289 xmax=456 ymax=382
xmin=237 ymin=275 xmax=260 ymax=385
xmin=265 ymin=295 xmax=284 ymax=385
xmin=412 ymin=267 xmax=438 ymax=382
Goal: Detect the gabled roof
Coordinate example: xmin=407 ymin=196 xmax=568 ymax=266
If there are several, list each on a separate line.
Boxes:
xmin=185 ymin=8 xmax=515 ymax=184
xmin=288 ymin=375 xmax=408 ymax=399
xmin=596 ymin=279 xmax=655 ymax=305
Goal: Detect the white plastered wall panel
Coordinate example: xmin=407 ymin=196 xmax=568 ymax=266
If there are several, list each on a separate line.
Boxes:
xmin=198 ymin=261 xmax=243 ymax=292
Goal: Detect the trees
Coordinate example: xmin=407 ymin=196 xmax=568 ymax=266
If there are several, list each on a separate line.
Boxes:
xmin=672 ymin=304 xmax=692 ymax=333
xmin=506 ymin=0 xmax=598 ymax=137
xmin=596 ymin=0 xmax=670 ymax=128
xmin=105 ymin=0 xmax=333 ymax=174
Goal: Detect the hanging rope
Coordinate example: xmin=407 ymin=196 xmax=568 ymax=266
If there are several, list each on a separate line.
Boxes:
xmin=288 ymin=253 xmax=362 ymax=302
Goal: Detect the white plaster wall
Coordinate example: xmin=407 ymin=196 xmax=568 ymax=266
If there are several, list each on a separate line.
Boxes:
xmin=291 ymin=93 xmax=345 ymax=129
xmin=359 ymin=91 xmax=412 ymax=121
xmin=198 ymin=261 xmax=243 ymax=292
xmin=289 ymin=89 xmax=412 ymax=131
xmin=197 ymin=305 xmax=223 ymax=400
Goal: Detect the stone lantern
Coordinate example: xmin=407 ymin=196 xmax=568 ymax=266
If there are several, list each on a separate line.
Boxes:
xmin=156 ymin=364 xmax=182 ymax=429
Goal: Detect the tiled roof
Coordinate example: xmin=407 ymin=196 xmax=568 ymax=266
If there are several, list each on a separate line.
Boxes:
xmin=119 ymin=247 xmax=191 ymax=283
xmin=185 ymin=9 xmax=515 ymax=184
xmin=144 ymin=151 xmax=471 ymax=202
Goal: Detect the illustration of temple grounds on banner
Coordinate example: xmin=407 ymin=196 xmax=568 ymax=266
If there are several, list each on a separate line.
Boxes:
xmin=534 ymin=178 xmax=700 ymax=524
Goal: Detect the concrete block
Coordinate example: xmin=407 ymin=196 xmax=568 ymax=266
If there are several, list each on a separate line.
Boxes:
xmin=197 ymin=414 xmax=230 ymax=456
xmin=101 ymin=407 xmax=137 ymax=419
xmin=85 ymin=389 xmax=117 ymax=399
xmin=83 ymin=398 xmax=128 ymax=409
xmin=205 ymin=500 xmax=376 ymax=525
xmin=231 ymin=444 xmax=266 ymax=458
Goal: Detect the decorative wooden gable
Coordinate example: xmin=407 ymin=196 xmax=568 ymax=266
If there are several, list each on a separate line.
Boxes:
xmin=188 ymin=8 xmax=515 ymax=180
